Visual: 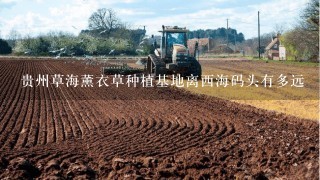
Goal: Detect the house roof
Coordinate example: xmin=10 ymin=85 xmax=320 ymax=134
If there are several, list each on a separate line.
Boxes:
xmin=265 ymin=37 xmax=278 ymax=50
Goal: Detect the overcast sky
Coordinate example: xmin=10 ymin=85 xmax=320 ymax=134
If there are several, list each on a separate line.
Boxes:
xmin=0 ymin=0 xmax=308 ymax=39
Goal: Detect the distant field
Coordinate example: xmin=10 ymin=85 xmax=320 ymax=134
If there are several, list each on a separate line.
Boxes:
xmin=185 ymin=58 xmax=319 ymax=120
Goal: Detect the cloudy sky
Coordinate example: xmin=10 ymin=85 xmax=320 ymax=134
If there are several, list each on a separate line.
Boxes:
xmin=0 ymin=0 xmax=308 ymax=39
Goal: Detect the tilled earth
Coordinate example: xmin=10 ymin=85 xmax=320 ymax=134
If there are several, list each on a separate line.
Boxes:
xmin=0 ymin=58 xmax=318 ymax=179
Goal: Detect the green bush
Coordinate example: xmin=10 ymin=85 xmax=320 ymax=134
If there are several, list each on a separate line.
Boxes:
xmin=0 ymin=39 xmax=12 ymax=54
xmin=12 ymin=31 xmax=140 ymax=56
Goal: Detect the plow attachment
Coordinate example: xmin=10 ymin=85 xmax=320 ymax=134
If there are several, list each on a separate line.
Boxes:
xmin=101 ymin=63 xmax=144 ymax=75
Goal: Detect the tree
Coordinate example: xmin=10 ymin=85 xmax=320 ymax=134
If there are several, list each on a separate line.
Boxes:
xmin=237 ymin=33 xmax=245 ymax=43
xmin=6 ymin=29 xmax=21 ymax=48
xmin=273 ymin=23 xmax=286 ymax=35
xmin=0 ymin=39 xmax=12 ymax=54
xmin=238 ymin=32 xmax=273 ymax=56
xmin=88 ymin=8 xmax=122 ymax=35
xmin=281 ymin=0 xmax=319 ymax=61
xmin=187 ymin=28 xmax=245 ymax=43
xmin=282 ymin=28 xmax=318 ymax=61
xmin=36 ymin=37 xmax=50 ymax=55
xmin=301 ymin=0 xmax=319 ymax=31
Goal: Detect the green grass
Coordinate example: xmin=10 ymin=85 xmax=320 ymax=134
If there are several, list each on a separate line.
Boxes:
xmin=248 ymin=57 xmax=319 ymax=67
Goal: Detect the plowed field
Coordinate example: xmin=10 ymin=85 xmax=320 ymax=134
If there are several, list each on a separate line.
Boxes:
xmin=0 ymin=58 xmax=318 ymax=179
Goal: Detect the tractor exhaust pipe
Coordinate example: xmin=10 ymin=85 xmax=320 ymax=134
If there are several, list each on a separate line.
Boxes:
xmin=194 ymin=41 xmax=199 ymax=60
xmin=161 ymin=25 xmax=166 ymax=59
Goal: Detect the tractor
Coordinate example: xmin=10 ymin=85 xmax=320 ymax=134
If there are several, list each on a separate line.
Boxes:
xmin=101 ymin=25 xmax=201 ymax=78
xmin=146 ymin=25 xmax=201 ymax=78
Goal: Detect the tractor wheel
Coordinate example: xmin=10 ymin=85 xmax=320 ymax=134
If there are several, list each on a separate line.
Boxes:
xmin=147 ymin=54 xmax=166 ymax=78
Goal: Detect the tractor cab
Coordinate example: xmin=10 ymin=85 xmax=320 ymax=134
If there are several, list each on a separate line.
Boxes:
xmin=158 ymin=26 xmax=189 ymax=64
xmin=147 ymin=25 xmax=201 ymax=77
xmin=165 ymin=31 xmax=187 ymax=58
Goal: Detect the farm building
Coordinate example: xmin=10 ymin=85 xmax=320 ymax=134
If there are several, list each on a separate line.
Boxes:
xmin=265 ymin=34 xmax=286 ymax=60
xmin=187 ymin=38 xmax=215 ymax=54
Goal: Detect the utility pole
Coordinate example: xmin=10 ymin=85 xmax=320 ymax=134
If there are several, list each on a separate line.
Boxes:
xmin=208 ymin=38 xmax=210 ymax=53
xmin=234 ymin=30 xmax=236 ymax=52
xmin=198 ymin=35 xmax=200 ymax=61
xmin=258 ymin=11 xmax=261 ymax=59
xmin=226 ymin=18 xmax=229 ymax=48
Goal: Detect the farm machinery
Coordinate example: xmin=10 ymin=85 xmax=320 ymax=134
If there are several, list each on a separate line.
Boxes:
xmin=101 ymin=25 xmax=201 ymax=77
xmin=102 ymin=63 xmax=143 ymax=75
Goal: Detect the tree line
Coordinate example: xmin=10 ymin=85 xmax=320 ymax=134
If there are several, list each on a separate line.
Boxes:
xmin=1 ymin=8 xmax=147 ymax=56
xmin=281 ymin=0 xmax=318 ymax=61
xmin=188 ymin=28 xmax=245 ymax=44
